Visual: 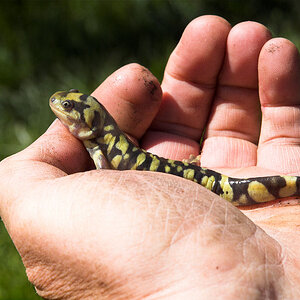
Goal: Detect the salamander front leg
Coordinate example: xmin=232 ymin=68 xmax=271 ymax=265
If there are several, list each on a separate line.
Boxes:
xmin=87 ymin=148 xmax=111 ymax=169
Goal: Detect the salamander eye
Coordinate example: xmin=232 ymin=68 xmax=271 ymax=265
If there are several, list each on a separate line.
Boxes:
xmin=61 ymin=100 xmax=74 ymax=110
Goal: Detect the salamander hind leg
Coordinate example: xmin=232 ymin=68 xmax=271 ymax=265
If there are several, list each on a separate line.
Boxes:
xmin=182 ymin=154 xmax=201 ymax=166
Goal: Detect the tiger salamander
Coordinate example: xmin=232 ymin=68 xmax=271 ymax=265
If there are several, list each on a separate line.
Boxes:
xmin=49 ymin=89 xmax=300 ymax=206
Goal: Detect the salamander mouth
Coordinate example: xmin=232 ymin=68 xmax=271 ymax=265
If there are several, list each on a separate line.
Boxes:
xmin=49 ymin=102 xmax=74 ymax=126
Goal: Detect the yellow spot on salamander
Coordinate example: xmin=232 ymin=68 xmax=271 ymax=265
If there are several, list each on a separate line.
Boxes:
xmin=150 ymin=156 xmax=160 ymax=171
xmin=248 ymin=181 xmax=275 ymax=203
xmin=111 ymin=155 xmax=122 ymax=169
xmin=201 ymin=176 xmax=208 ymax=186
xmin=201 ymin=175 xmax=215 ymax=191
xmin=104 ymin=133 xmax=113 ymax=144
xmin=137 ymin=153 xmax=146 ymax=165
xmin=183 ymin=169 xmax=195 ymax=180
xmin=97 ymin=132 xmax=114 ymax=146
xmin=132 ymin=147 xmax=138 ymax=152
xmin=104 ymin=124 xmax=114 ymax=131
xmin=279 ymin=176 xmax=297 ymax=198
xmin=82 ymin=99 xmax=107 ymax=131
xmin=165 ymin=165 xmax=171 ymax=173
xmin=124 ymin=153 xmax=129 ymax=160
xmin=116 ymin=135 xmax=129 ymax=155
xmin=107 ymin=136 xmax=116 ymax=155
xmin=177 ymin=166 xmax=183 ymax=173
xmin=168 ymin=159 xmax=176 ymax=167
xmin=131 ymin=153 xmax=146 ymax=170
xmin=220 ymin=175 xmax=233 ymax=202
xmin=83 ymin=107 xmax=94 ymax=128
xmin=238 ymin=194 xmax=248 ymax=205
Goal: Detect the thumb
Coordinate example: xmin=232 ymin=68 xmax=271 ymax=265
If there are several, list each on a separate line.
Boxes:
xmin=0 ymin=63 xmax=162 ymax=218
xmin=0 ymin=120 xmax=90 ymax=226
xmin=0 ymin=118 xmax=91 ymax=183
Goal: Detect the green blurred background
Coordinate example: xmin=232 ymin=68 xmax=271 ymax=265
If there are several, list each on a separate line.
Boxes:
xmin=0 ymin=0 xmax=299 ymax=298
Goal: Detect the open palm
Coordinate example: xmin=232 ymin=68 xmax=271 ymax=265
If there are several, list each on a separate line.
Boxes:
xmin=0 ymin=16 xmax=299 ymax=299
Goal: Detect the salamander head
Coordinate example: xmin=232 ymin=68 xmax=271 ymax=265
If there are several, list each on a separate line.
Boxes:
xmin=49 ymin=89 xmax=106 ymax=140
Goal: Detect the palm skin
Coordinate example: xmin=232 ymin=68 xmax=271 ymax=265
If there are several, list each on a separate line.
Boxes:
xmin=0 ymin=16 xmax=299 ymax=299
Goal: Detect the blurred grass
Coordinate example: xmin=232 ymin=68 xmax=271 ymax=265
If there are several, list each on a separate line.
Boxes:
xmin=0 ymin=222 xmax=40 ymax=299
xmin=0 ymin=0 xmax=299 ymax=298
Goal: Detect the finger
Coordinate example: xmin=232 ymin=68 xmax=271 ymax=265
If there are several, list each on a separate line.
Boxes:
xmin=201 ymin=22 xmax=271 ymax=168
xmin=257 ymin=38 xmax=300 ymax=173
xmin=0 ymin=64 xmax=162 ymax=183
xmin=141 ymin=16 xmax=231 ymax=160
xmin=92 ymin=63 xmax=162 ymax=140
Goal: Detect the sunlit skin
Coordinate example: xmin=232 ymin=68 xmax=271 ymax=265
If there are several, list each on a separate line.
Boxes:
xmin=0 ymin=16 xmax=300 ymax=299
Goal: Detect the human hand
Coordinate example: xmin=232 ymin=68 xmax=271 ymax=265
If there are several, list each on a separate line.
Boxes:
xmin=0 ymin=15 xmax=299 ymax=299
